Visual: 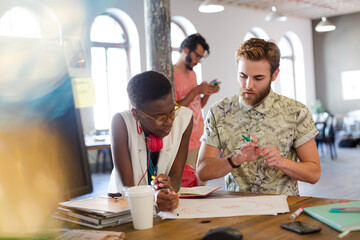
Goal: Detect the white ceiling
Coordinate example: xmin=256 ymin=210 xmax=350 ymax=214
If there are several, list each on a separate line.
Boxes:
xmin=194 ymin=0 xmax=360 ymax=20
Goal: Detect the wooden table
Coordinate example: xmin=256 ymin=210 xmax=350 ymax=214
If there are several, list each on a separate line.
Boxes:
xmin=84 ymin=135 xmax=112 ymax=172
xmin=105 ymin=191 xmax=359 ymax=240
xmin=84 ymin=135 xmax=111 ymax=150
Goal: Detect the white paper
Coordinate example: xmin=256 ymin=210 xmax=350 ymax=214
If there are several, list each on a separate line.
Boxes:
xmin=57 ymin=229 xmax=125 ymax=240
xmin=158 ymin=195 xmax=289 ymax=219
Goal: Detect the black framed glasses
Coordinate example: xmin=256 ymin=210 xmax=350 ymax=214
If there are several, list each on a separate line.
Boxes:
xmin=191 ymin=50 xmax=204 ymax=60
xmin=137 ymin=102 xmax=181 ymax=126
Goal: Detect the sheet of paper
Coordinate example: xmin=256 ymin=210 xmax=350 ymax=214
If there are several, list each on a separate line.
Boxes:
xmin=158 ymin=195 xmax=289 ymax=219
xmin=71 ymin=77 xmax=96 ymax=108
xmin=57 ymin=229 xmax=125 ymax=240
xmin=179 ymin=186 xmax=221 ymax=197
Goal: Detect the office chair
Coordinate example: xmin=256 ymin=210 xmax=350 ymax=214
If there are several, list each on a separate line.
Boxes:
xmin=315 ymin=113 xmax=337 ymax=159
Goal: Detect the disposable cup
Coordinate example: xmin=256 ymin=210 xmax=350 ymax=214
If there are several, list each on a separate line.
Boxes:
xmin=125 ymin=185 xmax=155 ymax=230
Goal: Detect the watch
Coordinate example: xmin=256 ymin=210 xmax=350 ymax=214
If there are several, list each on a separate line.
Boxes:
xmin=227 ymin=155 xmax=240 ymax=168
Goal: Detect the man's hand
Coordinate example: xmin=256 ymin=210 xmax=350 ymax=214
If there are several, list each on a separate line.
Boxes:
xmin=232 ymin=136 xmax=263 ymax=165
xmin=154 ymin=188 xmax=179 ymax=211
xmin=198 ymin=82 xmax=214 ymax=95
xmin=261 ymin=146 xmax=283 ymax=169
xmin=210 ymin=79 xmax=221 ymax=93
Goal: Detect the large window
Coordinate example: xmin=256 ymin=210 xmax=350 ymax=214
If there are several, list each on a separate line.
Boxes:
xmin=171 ymin=17 xmax=202 ymax=84
xmin=278 ymin=36 xmax=296 ymax=99
xmin=278 ymin=33 xmax=307 ymax=104
xmin=0 ymin=6 xmax=41 ymax=38
xmin=90 ymin=14 xmax=130 ymax=130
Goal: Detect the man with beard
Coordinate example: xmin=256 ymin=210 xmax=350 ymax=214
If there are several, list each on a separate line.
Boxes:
xmin=173 ymin=33 xmax=220 ymax=175
xmin=196 ymin=38 xmax=321 ymax=195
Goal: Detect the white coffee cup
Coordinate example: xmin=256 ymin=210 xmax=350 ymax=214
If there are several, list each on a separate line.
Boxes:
xmin=125 ymin=185 xmax=155 ymax=230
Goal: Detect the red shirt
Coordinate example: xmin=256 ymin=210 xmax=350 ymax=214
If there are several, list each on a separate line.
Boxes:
xmin=174 ymin=68 xmax=204 ymax=150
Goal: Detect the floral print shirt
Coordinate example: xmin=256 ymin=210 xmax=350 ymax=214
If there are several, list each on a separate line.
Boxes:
xmin=200 ymin=89 xmax=318 ymax=195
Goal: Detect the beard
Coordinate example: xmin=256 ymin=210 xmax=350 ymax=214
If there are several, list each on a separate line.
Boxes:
xmin=185 ymin=52 xmax=194 ymax=70
xmin=240 ymin=82 xmax=271 ymax=107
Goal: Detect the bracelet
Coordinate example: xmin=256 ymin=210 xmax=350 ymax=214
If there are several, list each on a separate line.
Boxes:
xmin=227 ymin=156 xmax=240 ymax=168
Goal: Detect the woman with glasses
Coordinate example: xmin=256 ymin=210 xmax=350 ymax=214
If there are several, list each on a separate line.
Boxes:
xmin=108 ymin=71 xmax=193 ymax=211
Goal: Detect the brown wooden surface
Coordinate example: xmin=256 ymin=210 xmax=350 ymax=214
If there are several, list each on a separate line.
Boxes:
xmin=102 ymin=191 xmax=359 ymax=240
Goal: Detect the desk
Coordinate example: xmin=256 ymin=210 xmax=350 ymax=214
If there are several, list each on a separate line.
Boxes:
xmin=84 ymin=135 xmax=111 ymax=150
xmin=104 ymin=192 xmax=359 ymax=240
xmin=84 ymin=135 xmax=112 ymax=172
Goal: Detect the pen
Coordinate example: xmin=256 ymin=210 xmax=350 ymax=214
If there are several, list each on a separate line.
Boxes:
xmin=290 ymin=206 xmax=306 ymax=220
xmin=330 ymin=208 xmax=360 ymax=213
xmin=171 ymin=210 xmax=180 ymax=216
xmin=242 ymin=135 xmax=264 ymax=150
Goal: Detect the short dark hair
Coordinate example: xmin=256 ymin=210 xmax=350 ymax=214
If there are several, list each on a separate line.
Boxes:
xmin=235 ymin=38 xmax=280 ymax=76
xmin=179 ymin=33 xmax=210 ymax=56
xmin=127 ymin=71 xmax=172 ymax=109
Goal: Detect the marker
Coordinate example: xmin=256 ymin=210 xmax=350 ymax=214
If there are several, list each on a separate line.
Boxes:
xmin=330 ymin=208 xmax=360 ymax=213
xmin=242 ymin=135 xmax=264 ymax=150
xmin=290 ymin=206 xmax=306 ymax=220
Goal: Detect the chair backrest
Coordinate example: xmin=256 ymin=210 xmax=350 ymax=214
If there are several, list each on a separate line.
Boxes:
xmin=324 ymin=114 xmax=335 ymax=142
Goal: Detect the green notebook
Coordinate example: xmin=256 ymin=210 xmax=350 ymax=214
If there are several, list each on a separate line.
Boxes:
xmin=304 ymin=201 xmax=360 ymax=232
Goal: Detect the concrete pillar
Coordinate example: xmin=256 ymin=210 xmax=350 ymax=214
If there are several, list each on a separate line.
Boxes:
xmin=144 ymin=0 xmax=173 ymax=86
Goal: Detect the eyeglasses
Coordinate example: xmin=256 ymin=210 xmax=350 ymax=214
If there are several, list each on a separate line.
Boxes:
xmin=192 ymin=50 xmax=204 ymax=60
xmin=137 ymin=103 xmax=181 ymax=126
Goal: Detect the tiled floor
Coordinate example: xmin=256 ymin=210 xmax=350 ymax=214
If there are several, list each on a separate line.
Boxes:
xmin=82 ymin=145 xmax=360 ymax=201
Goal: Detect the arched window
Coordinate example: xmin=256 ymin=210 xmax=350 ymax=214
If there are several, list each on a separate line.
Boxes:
xmin=90 ymin=13 xmax=130 ymax=130
xmin=171 ymin=21 xmax=186 ymax=65
xmin=243 ymin=27 xmax=269 ymax=41
xmin=278 ymin=36 xmax=296 ymax=99
xmin=0 ymin=6 xmax=41 ymax=38
xmin=278 ymin=33 xmax=306 ymax=104
xmin=171 ymin=16 xmax=202 ymax=84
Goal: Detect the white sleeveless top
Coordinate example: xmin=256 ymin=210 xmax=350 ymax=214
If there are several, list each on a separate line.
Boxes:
xmin=108 ymin=107 xmax=193 ymax=193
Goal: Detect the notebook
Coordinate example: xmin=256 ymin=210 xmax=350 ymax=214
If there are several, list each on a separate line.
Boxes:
xmin=304 ymin=201 xmax=360 ymax=232
xmin=178 ymin=186 xmax=221 ymax=197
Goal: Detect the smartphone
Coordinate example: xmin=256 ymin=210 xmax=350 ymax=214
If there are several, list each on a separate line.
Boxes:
xmin=280 ymin=221 xmax=321 ymax=234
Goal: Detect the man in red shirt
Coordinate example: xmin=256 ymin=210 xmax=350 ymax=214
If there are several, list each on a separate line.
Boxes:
xmin=173 ymin=33 xmax=220 ymax=180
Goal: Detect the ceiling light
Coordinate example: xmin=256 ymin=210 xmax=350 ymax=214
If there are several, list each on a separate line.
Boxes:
xmin=315 ymin=17 xmax=336 ymax=32
xmin=265 ymin=6 xmax=287 ymax=22
xmin=198 ymin=0 xmax=224 ymax=13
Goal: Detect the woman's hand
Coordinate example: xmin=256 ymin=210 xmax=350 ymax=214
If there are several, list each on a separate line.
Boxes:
xmin=154 ymin=188 xmax=179 ymax=211
xmin=151 ymin=174 xmax=171 ymax=190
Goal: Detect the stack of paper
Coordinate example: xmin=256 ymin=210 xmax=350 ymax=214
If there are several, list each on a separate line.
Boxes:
xmin=52 ymin=196 xmax=131 ymax=229
xmin=158 ymin=195 xmax=289 ymax=219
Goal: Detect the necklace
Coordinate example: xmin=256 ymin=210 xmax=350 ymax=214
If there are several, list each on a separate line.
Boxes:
xmin=147 ymin=149 xmax=158 ymax=183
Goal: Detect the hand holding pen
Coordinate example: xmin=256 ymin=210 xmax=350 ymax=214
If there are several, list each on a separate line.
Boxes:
xmin=151 ymin=175 xmax=179 ymax=212
xmin=151 ymin=174 xmax=171 ymax=190
xmin=230 ymin=135 xmax=263 ymax=166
